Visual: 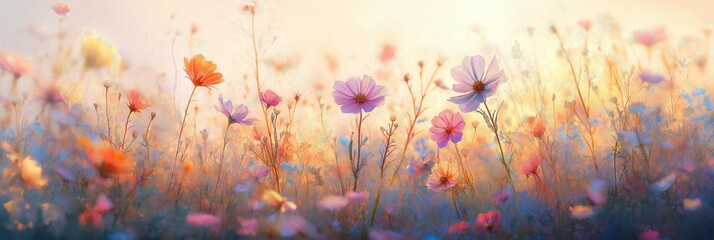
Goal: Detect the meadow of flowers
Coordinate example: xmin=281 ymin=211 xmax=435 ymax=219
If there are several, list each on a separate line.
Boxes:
xmin=1 ymin=2 xmax=714 ymax=240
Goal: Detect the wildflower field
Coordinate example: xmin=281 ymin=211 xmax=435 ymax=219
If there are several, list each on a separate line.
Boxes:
xmin=1 ymin=1 xmax=713 ymax=239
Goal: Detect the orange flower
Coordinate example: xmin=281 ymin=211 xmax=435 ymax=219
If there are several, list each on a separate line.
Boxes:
xmin=92 ymin=147 xmax=135 ymax=177
xmin=126 ymin=90 xmax=150 ymax=113
xmin=182 ymin=161 xmax=194 ymax=174
xmin=79 ymin=137 xmax=135 ymax=177
xmin=184 ymin=54 xmax=223 ymax=87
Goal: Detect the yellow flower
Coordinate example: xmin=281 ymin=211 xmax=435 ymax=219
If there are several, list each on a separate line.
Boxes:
xmin=82 ymin=34 xmax=117 ymax=69
xmin=261 ymin=190 xmax=296 ymax=212
xmin=20 ymin=157 xmax=48 ymax=189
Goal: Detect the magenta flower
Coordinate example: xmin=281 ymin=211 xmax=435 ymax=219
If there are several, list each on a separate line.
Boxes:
xmin=639 ymin=70 xmax=666 ymax=84
xmin=332 ymin=75 xmax=386 ymax=114
xmin=474 ymin=211 xmax=502 ymax=234
xmin=634 ymin=28 xmax=666 ymax=47
xmin=260 ymin=89 xmax=282 ymax=108
xmin=449 ymin=55 xmax=506 ymax=112
xmin=429 ymin=109 xmax=465 ymax=148
xmin=215 ymin=94 xmax=257 ymax=125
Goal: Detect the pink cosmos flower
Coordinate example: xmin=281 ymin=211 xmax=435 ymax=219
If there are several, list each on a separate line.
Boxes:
xmin=260 ymin=89 xmax=282 ymax=108
xmin=52 ymin=3 xmax=70 ymax=16
xmin=425 ymin=161 xmax=459 ymax=192
xmin=449 ymin=55 xmax=506 ymax=112
xmin=79 ymin=194 xmax=114 ymax=229
xmin=237 ymin=218 xmax=258 ymax=236
xmin=639 ymin=70 xmax=666 ymax=84
xmin=379 ymin=43 xmax=396 ymax=63
xmin=634 ymin=28 xmax=666 ymax=47
xmin=186 ymin=213 xmax=221 ymax=228
xmin=519 ymin=153 xmax=542 ymax=177
xmin=318 ymin=195 xmax=349 ymax=211
xmin=474 ymin=211 xmax=502 ymax=234
xmin=494 ymin=190 xmax=510 ymax=203
xmin=332 ymin=75 xmax=387 ymax=114
xmin=587 ymin=180 xmax=607 ymax=205
xmin=345 ymin=191 xmax=369 ymax=201
xmin=215 ymin=94 xmax=257 ymax=125
xmin=578 ymin=19 xmax=592 ymax=31
xmin=0 ymin=51 xmax=31 ymax=78
xmin=639 ymin=229 xmax=660 ymax=240
xmin=429 ymin=109 xmax=465 ymax=148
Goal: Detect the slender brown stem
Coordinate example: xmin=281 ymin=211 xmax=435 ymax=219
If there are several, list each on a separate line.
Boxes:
xmin=208 ymin=122 xmax=231 ymax=213
xmin=168 ymin=85 xmax=198 ymax=192
xmin=352 ymin=111 xmax=364 ymax=191
xmin=121 ymin=111 xmax=132 ymax=151
xmin=483 ymin=101 xmax=519 ymax=206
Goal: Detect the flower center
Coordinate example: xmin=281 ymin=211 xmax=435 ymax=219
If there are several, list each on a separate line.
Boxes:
xmin=486 ymin=223 xmax=494 ymax=230
xmin=444 ymin=126 xmax=453 ymax=134
xmin=439 ymin=176 xmax=449 ymax=184
xmin=472 ymin=81 xmax=485 ymax=93
xmin=355 ymin=93 xmax=367 ymax=104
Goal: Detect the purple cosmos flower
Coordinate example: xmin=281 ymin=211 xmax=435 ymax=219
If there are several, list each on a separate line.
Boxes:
xmin=449 ymin=55 xmax=506 ymax=112
xmin=215 ymin=94 xmax=257 ymax=125
xmin=429 ymin=109 xmax=465 ymax=148
xmin=260 ymin=89 xmax=282 ymax=108
xmin=332 ymin=75 xmax=386 ymax=114
xmin=639 ymin=70 xmax=666 ymax=84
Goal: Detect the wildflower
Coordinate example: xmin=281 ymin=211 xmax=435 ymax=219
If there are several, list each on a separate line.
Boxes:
xmin=634 ymin=28 xmax=666 ymax=47
xmin=126 ymin=90 xmax=150 ymax=113
xmin=449 ymin=55 xmax=506 ymax=112
xmin=639 ymin=229 xmax=660 ymax=240
xmin=425 ymin=161 xmax=459 ymax=192
xmin=186 ymin=213 xmax=221 ymax=228
xmin=639 ymin=70 xmax=666 ymax=84
xmin=474 ymin=211 xmax=502 ymax=234
xmin=429 ymin=109 xmax=465 ymax=148
xmin=215 ymin=94 xmax=257 ymax=125
xmin=262 ymin=189 xmax=297 ymax=212
xmin=528 ymin=116 xmax=546 ymax=138
xmin=447 ymin=221 xmax=469 ymax=234
xmin=82 ymin=34 xmax=117 ymax=69
xmin=81 ymin=138 xmax=135 ymax=177
xmin=587 ymin=180 xmax=607 ymax=205
xmin=52 ymin=2 xmax=70 ymax=16
xmin=20 ymin=157 xmax=48 ymax=189
xmin=182 ymin=161 xmax=194 ymax=174
xmin=650 ymin=173 xmax=676 ymax=194
xmin=79 ymin=194 xmax=113 ymax=229
xmin=318 ymin=195 xmax=349 ymax=211
xmin=578 ymin=19 xmax=592 ymax=31
xmin=379 ymin=43 xmax=396 ymax=63
xmin=346 ymin=191 xmax=370 ymax=201
xmin=332 ymin=75 xmax=387 ymax=114
xmin=683 ymin=198 xmax=702 ymax=212
xmin=519 ymin=153 xmax=542 ymax=177
xmin=260 ymin=89 xmax=282 ymax=108
xmin=40 ymin=86 xmax=64 ymax=105
xmin=183 ymin=54 xmax=223 ymax=87
xmin=570 ymin=205 xmax=595 ymax=219
xmin=237 ymin=218 xmax=258 ymax=236
xmin=494 ymin=190 xmax=510 ymax=203
xmin=275 ymin=214 xmax=317 ymax=238
xmin=0 ymin=51 xmax=31 ymax=78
